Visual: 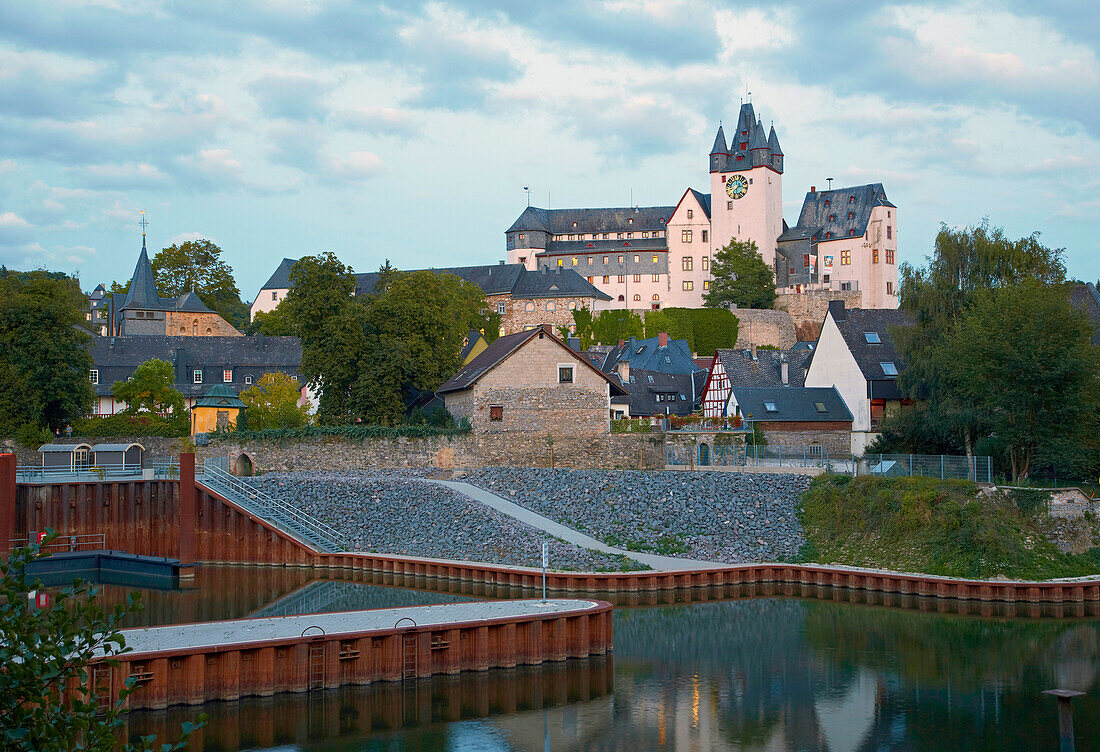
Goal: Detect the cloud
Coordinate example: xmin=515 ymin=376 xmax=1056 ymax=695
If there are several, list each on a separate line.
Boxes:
xmin=249 ymin=72 xmax=330 ymax=121
xmin=168 ymin=232 xmax=206 ymax=245
xmin=340 ymin=105 xmax=420 ymax=137
xmin=73 ymin=162 xmax=169 ymax=189
xmin=324 ymin=150 xmax=384 ymax=182
xmin=0 ymin=211 xmax=33 ymax=245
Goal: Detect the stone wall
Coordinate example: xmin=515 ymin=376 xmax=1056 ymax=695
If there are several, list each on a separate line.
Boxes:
xmin=775 ymin=289 xmax=862 ymax=341
xmin=165 ymin=310 xmax=241 ymax=337
xmin=195 ymin=432 xmax=668 ymax=472
xmin=755 ymin=424 xmax=852 ymax=455
xmin=493 ymin=293 xmax=597 ymax=336
xmin=733 ymin=309 xmax=797 ymax=349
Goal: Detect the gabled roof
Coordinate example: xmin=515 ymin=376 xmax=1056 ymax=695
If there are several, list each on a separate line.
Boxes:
xmin=787 ymin=184 xmax=895 ymax=242
xmin=259 ymin=258 xmax=298 ymax=291
xmin=599 ymin=335 xmax=702 ymax=375
xmin=690 ymin=190 xmax=712 ymax=219
xmin=194 ymin=384 xmax=247 ymax=409
xmin=616 ymin=368 xmax=706 ymax=417
xmin=506 ymin=205 xmax=675 ymax=235
xmin=714 ymin=348 xmax=810 ymax=388
xmin=174 ymin=290 xmax=212 ymax=312
xmin=458 ymin=329 xmax=485 ymax=362
xmin=730 ymin=386 xmax=852 ymax=423
xmin=437 ymin=327 xmax=625 ymax=395
xmin=816 ymin=303 xmax=912 ymax=382
xmin=355 ymin=264 xmax=611 ymax=301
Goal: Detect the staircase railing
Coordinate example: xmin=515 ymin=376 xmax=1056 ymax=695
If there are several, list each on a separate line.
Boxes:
xmin=197 ymin=460 xmax=347 ymax=553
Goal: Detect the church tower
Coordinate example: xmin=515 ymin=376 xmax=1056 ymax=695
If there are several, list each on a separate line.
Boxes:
xmin=709 ymin=102 xmax=784 ymax=270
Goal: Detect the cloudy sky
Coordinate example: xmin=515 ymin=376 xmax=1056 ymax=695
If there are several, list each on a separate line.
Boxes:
xmin=1 ymin=0 xmax=1097 ymax=300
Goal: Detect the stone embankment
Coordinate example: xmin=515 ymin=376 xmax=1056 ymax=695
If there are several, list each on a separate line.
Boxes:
xmin=463 ymin=468 xmax=810 ymax=563
xmin=243 ymin=471 xmax=642 ymax=571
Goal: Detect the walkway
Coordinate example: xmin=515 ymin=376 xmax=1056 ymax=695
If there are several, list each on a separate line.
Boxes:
xmin=431 ymin=480 xmax=727 ymax=571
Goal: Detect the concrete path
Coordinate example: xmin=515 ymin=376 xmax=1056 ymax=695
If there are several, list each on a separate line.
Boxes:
xmin=431 ymin=480 xmax=726 ymax=571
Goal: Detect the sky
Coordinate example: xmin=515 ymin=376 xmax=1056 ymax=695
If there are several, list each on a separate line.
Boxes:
xmin=1 ymin=0 xmax=1098 ymax=301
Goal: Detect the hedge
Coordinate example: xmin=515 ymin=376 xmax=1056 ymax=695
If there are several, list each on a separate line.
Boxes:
xmin=71 ymin=413 xmax=191 ymax=438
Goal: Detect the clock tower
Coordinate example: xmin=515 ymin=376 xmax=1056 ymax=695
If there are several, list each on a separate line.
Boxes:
xmin=708 ymin=102 xmax=784 ymax=270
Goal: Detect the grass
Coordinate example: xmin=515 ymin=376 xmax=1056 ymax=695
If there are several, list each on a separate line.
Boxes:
xmin=602 ymin=531 xmax=690 ymax=557
xmin=793 ymin=474 xmax=1100 ymax=581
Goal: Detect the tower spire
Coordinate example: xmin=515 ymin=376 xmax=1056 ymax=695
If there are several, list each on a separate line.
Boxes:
xmin=138 ymin=211 xmax=149 ymax=251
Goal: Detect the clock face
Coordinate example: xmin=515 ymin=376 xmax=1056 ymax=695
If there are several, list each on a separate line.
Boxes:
xmin=726 ymin=174 xmax=748 ymax=200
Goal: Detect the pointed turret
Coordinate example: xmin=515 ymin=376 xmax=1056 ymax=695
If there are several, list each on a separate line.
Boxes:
xmin=121 ymin=236 xmax=161 ymax=310
xmin=734 ymin=103 xmax=756 ymax=151
xmin=709 ymin=125 xmax=729 ymax=173
xmin=749 ymin=121 xmax=769 ymax=151
xmin=768 ymin=124 xmax=784 ymax=173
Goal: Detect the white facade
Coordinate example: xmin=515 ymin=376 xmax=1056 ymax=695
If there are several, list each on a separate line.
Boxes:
xmin=804 ymin=312 xmax=870 ymax=452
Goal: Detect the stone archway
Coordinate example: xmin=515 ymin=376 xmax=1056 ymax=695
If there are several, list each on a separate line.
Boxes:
xmin=233 ymin=452 xmax=254 ymax=477
xmin=698 ymin=443 xmax=710 ymax=466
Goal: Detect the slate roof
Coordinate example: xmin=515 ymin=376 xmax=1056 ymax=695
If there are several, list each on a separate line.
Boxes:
xmin=1068 ymin=282 xmax=1100 ymax=345
xmin=617 ymin=369 xmax=706 ymax=417
xmin=730 ymin=386 xmax=852 ymax=423
xmin=597 ymin=335 xmax=702 ymax=375
xmin=710 ymin=125 xmax=728 ymax=155
xmin=437 ymin=327 xmax=624 ymax=396
xmin=714 ymin=348 xmax=810 ymax=388
xmin=780 ymin=183 xmax=895 ymax=243
xmin=116 ymin=242 xmax=214 ymax=314
xmin=507 ymin=206 xmax=675 ymax=235
xmin=816 ymin=303 xmax=912 ymax=383
xmin=348 ymin=264 xmax=610 ymax=301
xmin=260 ymin=258 xmax=298 ymax=291
xmin=88 ymin=335 xmax=302 ymax=399
xmin=688 ymin=189 xmax=712 ymax=219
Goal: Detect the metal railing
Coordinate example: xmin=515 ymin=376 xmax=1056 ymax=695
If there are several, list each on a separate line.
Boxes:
xmin=250 ymin=580 xmax=364 ymax=619
xmin=197 ymin=459 xmax=347 ymax=554
xmin=10 ymin=533 xmax=107 ymax=552
xmin=15 ymin=459 xmax=182 ymax=483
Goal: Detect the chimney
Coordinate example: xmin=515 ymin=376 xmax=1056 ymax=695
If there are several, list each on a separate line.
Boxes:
xmin=658 ymin=332 xmax=668 ymax=348
xmin=810 ymin=185 xmax=816 ymax=193
xmin=828 ymin=299 xmax=847 ymax=322
xmin=540 ymin=323 xmax=553 ymax=335
xmin=781 ymin=361 xmax=789 ymax=386
xmin=618 ymin=339 xmax=625 ymax=348
xmin=617 ymin=359 xmax=630 ymax=383
xmin=750 ymin=343 xmax=757 ymax=360
xmin=498 ymin=260 xmax=505 ymax=265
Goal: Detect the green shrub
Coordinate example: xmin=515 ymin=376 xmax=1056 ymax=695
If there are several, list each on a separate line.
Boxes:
xmin=14 ymin=424 xmax=53 ymax=448
xmin=611 ymin=418 xmax=653 ymax=434
xmin=71 ymin=412 xmax=190 ymax=438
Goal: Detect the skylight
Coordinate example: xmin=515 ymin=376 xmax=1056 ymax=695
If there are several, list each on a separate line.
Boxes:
xmin=814 ymin=402 xmax=827 ymax=413
xmin=764 ymin=401 xmax=778 ymax=412
xmin=880 ymin=362 xmax=898 ymax=376
xmin=864 ymin=332 xmax=881 ymax=344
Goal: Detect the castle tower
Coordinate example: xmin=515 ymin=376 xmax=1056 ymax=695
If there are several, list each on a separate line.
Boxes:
xmin=709 ymin=102 xmax=783 ymax=269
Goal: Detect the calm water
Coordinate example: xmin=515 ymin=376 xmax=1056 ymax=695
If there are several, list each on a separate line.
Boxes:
xmin=96 ymin=567 xmax=1100 ymax=751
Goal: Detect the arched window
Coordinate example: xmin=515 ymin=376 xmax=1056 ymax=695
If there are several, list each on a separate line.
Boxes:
xmin=652 ymin=294 xmax=659 ymax=300
xmin=525 ymin=302 xmax=535 ymax=312
xmin=192 ymin=322 xmax=198 ymax=335
xmin=545 ymin=301 xmax=556 ymax=311
xmin=617 ymin=295 xmax=624 ymax=302
xmin=633 ymin=294 xmax=641 ymax=301
xmin=568 ymin=301 xmax=577 ymax=310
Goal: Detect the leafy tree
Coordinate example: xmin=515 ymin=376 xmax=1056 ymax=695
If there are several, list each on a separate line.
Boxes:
xmin=1 ymin=536 xmax=202 ymax=751
xmin=892 ymin=221 xmax=1069 ymax=462
xmin=703 ymin=238 xmax=776 ymax=309
xmin=0 ymin=270 xmax=94 ymax=433
xmin=939 ymin=279 xmax=1098 ymax=481
xmin=239 ymin=372 xmax=310 ymax=430
xmin=151 ymin=240 xmax=248 ymax=328
xmin=246 ymin=302 xmax=296 ymax=336
xmin=642 ymin=307 xmax=738 ymax=356
xmin=112 ymin=359 xmax=185 ymax=416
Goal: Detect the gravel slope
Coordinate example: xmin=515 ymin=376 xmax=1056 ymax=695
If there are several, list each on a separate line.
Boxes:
xmin=462 ymin=468 xmax=810 ymax=563
xmin=244 ymin=471 xmax=644 ymax=571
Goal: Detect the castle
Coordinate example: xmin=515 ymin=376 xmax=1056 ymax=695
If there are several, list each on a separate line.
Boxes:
xmin=505 ymin=101 xmax=898 ymax=311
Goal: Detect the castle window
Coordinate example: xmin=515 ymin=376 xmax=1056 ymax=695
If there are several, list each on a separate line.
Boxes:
xmin=603 ymin=256 xmax=608 ymax=264
xmin=525 ymin=302 xmax=535 ymax=312
xmin=628 ymin=217 xmax=633 ymax=224
xmin=89 ymin=369 xmax=98 ymax=384
xmin=829 ymin=214 xmax=835 ymax=222
xmin=223 ymin=369 xmax=232 ymax=382
xmin=727 ymin=201 xmax=733 ymax=210
xmin=887 ymin=226 xmax=893 ymax=239
xmin=652 ymin=294 xmax=660 ymax=300
xmin=841 ymin=250 xmax=851 ymax=265
xmin=701 ymin=230 xmax=708 ymax=242
xmin=652 ymin=255 xmax=658 ymax=263
xmin=634 ymin=255 xmax=640 ymax=263
xmin=886 ymin=249 xmax=895 ymax=264
xmin=193 ymin=370 xmax=203 ymax=384
xmin=873 ymin=249 xmax=879 ymax=264
xmin=626 ymin=232 xmax=633 ymax=239
xmin=702 ymin=256 xmax=709 ymax=271
xmin=603 ymin=276 xmax=610 ymax=284
xmin=682 ymin=281 xmax=694 ymax=291
xmin=682 ymin=256 xmax=693 ymax=271
xmin=633 ymin=294 xmax=641 ymax=301
xmin=546 ymin=301 xmax=556 ymax=311
xmin=887 ymin=281 xmax=895 ymax=295
xmin=617 ymin=275 xmax=625 ymax=283
xmin=652 ymin=274 xmax=659 ymax=282
xmin=587 ymin=276 xmax=594 ymax=283
xmin=687 ymin=209 xmax=693 ymax=219
xmin=682 ymin=230 xmax=692 ymax=243
xmin=557 ymin=259 xmax=563 ymax=267
xmin=587 ymin=257 xmax=593 ymax=264
xmin=519 ymin=233 xmax=525 ymax=240
xmin=633 ymin=274 xmax=641 ymax=283
xmin=489 ymin=405 xmax=503 ymax=422
xmin=571 ymin=257 xmax=578 ymax=266
xmin=703 ymin=280 xmax=710 ymax=290
xmin=497 ymin=302 xmax=506 ymax=315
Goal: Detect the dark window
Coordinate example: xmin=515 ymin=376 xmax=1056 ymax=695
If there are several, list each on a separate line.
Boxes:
xmin=489 ymin=405 xmax=503 ymax=421
xmin=558 ymin=366 xmax=574 ymax=383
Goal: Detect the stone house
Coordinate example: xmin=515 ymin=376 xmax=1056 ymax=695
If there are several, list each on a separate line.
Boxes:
xmin=437 ymin=325 xmax=626 ymax=435
xmin=804 ymin=300 xmax=912 ymax=454
xmin=727 ymin=385 xmax=853 ymax=455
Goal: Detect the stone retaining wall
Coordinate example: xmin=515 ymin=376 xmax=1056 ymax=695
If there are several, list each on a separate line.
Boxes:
xmin=195 ymin=432 xmax=668 ymax=473
xmin=733 ymin=309 xmax=798 ymax=349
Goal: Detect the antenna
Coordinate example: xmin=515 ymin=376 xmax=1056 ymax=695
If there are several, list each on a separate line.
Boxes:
xmin=523 ymin=186 xmax=531 ymax=207
xmin=826 ymin=177 xmax=834 ymax=190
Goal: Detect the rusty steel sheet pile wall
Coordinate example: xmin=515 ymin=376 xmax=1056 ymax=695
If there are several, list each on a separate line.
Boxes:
xmin=84 ymin=601 xmax=613 ymax=711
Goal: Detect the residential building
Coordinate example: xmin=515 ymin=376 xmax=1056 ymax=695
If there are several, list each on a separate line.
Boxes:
xmin=700 ymin=347 xmax=811 ymax=417
xmin=727 ymin=386 xmax=853 ymax=454
xmin=505 ymin=99 xmax=898 ymax=311
xmin=87 ymin=335 xmax=305 ymax=415
xmin=777 ymin=183 xmax=899 ymax=308
xmin=581 ymin=332 xmax=705 ymax=418
xmin=437 ymin=325 xmax=626 ymax=435
xmin=251 ymin=259 xmax=610 ymax=336
xmin=105 ymin=237 xmax=241 ymax=337
xmin=803 ymin=300 xmax=911 ymax=453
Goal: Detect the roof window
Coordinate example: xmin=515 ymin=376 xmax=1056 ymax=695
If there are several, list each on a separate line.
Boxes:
xmin=814 ymin=402 xmax=827 ymax=413
xmin=864 ymin=332 xmax=881 ymax=344
xmin=764 ymin=401 xmax=778 ymax=412
xmin=880 ymin=362 xmax=899 ymax=376
xmin=648 ymin=375 xmax=654 ymax=383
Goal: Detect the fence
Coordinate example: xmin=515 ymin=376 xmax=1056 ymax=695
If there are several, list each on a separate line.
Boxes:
xmin=667 ymin=443 xmax=993 ymax=482
xmin=14 ymin=459 xmax=179 ymax=483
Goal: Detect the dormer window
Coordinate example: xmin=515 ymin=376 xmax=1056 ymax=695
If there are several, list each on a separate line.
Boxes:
xmin=572 ymin=221 xmax=577 ymax=227
xmin=814 ymin=402 xmax=827 ymax=413
xmin=193 ymin=370 xmax=203 ymax=384
xmin=849 ymin=196 xmax=855 ymax=203
xmin=829 ymin=214 xmax=835 ymax=222
xmin=627 ymin=217 xmax=633 ymax=224
xmin=223 ymin=369 xmax=232 ymax=382
xmin=764 ymin=401 xmax=777 ymax=412
xmin=89 ymin=369 xmax=98 ymax=384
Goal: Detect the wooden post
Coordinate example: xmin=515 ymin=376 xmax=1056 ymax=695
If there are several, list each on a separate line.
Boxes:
xmin=178 ymin=452 xmax=195 ymax=579
xmin=0 ymin=454 xmax=15 ymax=557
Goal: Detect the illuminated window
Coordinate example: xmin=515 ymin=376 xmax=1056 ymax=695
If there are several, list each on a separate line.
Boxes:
xmin=682 ymin=230 xmax=692 ymax=243
xmin=652 ymin=294 xmax=659 ymax=300
xmin=571 ymin=257 xmax=578 ymax=266
xmin=633 ymin=294 xmax=641 ymax=301
xmin=873 ymin=249 xmax=879 ymax=263
xmin=703 ymin=280 xmax=710 ymax=290
xmin=223 ymin=369 xmax=232 ymax=382
xmin=702 ymin=256 xmax=709 ymax=271
xmin=682 ymin=257 xmax=693 ymax=271
xmin=652 ymin=274 xmax=659 ymax=282
xmin=617 ymin=275 xmax=625 ymax=283
xmin=633 ymin=274 xmax=641 ymax=283
xmin=634 ymin=255 xmax=640 ymax=263
xmin=841 ymin=250 xmax=851 ymax=266
xmin=602 ymin=276 xmax=610 ymax=284
xmin=682 ymin=281 xmax=694 ymax=291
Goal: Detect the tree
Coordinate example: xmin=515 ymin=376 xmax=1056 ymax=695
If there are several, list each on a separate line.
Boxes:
xmin=892 ymin=221 xmax=1069 ymax=461
xmin=245 ymin=302 xmax=296 ymax=336
xmin=1 ymin=537 xmax=201 ymax=751
xmin=939 ymin=280 xmax=1099 ymax=481
xmin=112 ymin=359 xmax=185 ymax=416
xmin=703 ymin=239 xmax=776 ymax=309
xmin=151 ymin=240 xmax=248 ymax=329
xmin=239 ymin=372 xmax=310 ymax=430
xmin=0 ymin=270 xmax=94 ymax=433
